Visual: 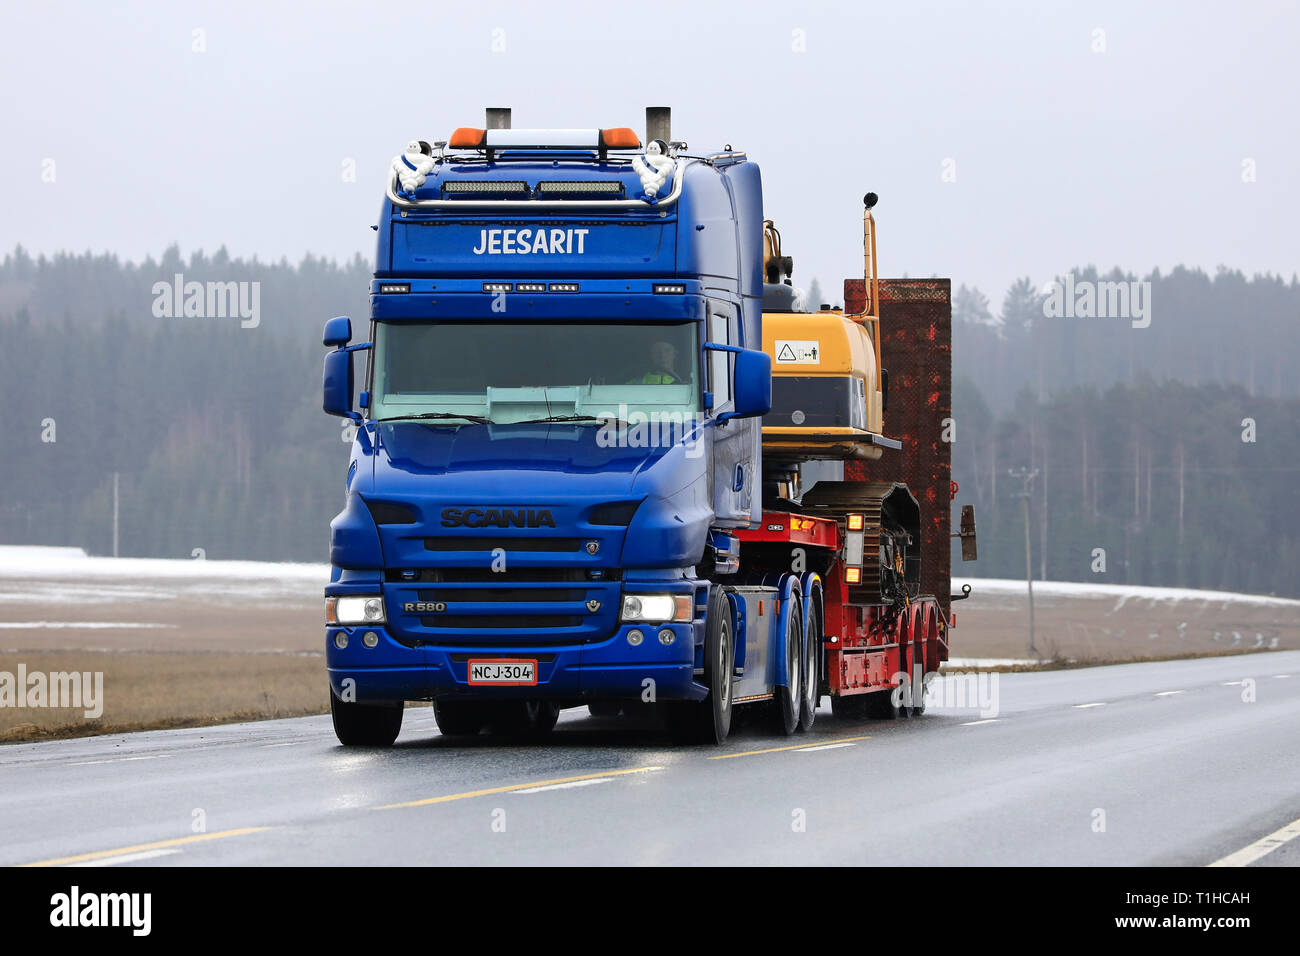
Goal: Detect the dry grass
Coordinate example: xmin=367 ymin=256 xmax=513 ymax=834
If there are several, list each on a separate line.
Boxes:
xmin=0 ymin=650 xmax=326 ymax=741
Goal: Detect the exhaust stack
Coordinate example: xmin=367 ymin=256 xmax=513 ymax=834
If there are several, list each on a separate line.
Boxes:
xmin=646 ymin=106 xmax=671 ymax=145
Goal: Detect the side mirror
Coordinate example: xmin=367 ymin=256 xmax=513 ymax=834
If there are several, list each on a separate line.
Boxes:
xmin=728 ymin=348 xmax=772 ymax=420
xmin=323 ymin=316 xmax=352 ymax=348
xmin=323 ymin=348 xmax=354 ymax=418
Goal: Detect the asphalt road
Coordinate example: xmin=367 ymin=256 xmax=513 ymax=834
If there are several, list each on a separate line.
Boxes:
xmin=2 ymin=652 xmax=1297 ymax=867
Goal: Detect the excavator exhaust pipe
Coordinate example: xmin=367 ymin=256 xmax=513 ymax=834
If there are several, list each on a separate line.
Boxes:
xmin=646 ymin=106 xmax=671 ymax=146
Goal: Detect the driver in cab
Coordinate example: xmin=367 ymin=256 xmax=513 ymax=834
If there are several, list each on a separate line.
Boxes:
xmin=631 ymin=340 xmax=683 ymax=384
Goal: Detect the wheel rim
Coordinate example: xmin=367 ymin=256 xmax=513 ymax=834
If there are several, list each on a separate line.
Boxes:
xmin=719 ymin=617 xmax=732 ymax=713
xmin=787 ymin=608 xmax=800 ymax=711
xmin=803 ymin=606 xmax=818 ymax=713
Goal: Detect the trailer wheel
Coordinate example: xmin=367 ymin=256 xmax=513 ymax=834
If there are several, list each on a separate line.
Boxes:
xmin=330 ymin=686 xmax=403 ymax=747
xmin=666 ymin=586 xmax=734 ymax=744
xmin=434 ymin=699 xmax=486 ymax=737
xmin=798 ymin=597 xmax=821 ymax=732
xmin=910 ymin=608 xmax=930 ymax=717
xmin=831 ymin=694 xmax=869 ymax=720
xmin=771 ymin=594 xmax=802 ymax=736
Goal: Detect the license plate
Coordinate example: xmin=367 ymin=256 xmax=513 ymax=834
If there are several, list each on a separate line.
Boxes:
xmin=468 ymin=659 xmax=537 ymax=685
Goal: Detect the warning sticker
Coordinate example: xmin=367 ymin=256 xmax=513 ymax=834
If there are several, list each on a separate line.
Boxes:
xmin=774 ymin=340 xmax=821 ymax=365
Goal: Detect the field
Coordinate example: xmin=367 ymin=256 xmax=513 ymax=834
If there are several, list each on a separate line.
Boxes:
xmin=2 ymin=547 xmax=1297 ymax=740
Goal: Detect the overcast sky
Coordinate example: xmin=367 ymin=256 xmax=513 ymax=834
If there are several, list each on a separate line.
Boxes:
xmin=2 ymin=0 xmax=1296 ymax=305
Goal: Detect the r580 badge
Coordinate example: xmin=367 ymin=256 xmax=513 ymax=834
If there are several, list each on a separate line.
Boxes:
xmin=403 ymin=601 xmax=447 ymax=613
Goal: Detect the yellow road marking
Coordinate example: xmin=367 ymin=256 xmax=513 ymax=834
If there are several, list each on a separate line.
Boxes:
xmin=19 ymin=827 xmax=272 ymax=868
xmin=708 ymin=735 xmax=871 ymax=760
xmin=1208 ymin=815 xmax=1300 ymax=867
xmin=372 ymin=765 xmax=665 ymax=810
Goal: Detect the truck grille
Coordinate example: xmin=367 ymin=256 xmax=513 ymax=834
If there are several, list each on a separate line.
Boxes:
xmin=425 ymin=537 xmax=583 ymax=553
xmin=385 ymin=576 xmax=620 ymax=647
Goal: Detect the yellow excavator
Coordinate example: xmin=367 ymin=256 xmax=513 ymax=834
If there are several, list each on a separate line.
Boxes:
xmin=759 ymin=193 xmax=897 ymax=465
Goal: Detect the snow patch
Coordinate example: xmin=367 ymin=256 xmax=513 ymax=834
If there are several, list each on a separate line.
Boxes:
xmin=953 ymin=577 xmax=1300 ymax=609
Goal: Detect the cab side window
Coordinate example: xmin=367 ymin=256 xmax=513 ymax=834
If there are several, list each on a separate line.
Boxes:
xmin=707 ymin=308 xmax=733 ymax=410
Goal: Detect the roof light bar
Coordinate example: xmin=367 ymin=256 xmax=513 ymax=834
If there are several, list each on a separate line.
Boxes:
xmin=447 ymin=127 xmax=643 ymax=151
xmin=443 ymin=180 xmax=529 ymax=195
xmin=536 ymin=180 xmax=624 ymax=195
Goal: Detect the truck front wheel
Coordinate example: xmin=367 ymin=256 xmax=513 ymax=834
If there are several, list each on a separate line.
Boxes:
xmin=330 ymin=686 xmax=403 ymax=747
xmin=666 ymin=586 xmax=734 ymax=745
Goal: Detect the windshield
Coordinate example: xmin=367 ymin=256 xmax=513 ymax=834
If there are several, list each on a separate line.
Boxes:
xmin=370 ymin=320 xmax=700 ymax=425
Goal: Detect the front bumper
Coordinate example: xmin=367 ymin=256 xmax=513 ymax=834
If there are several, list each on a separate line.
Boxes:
xmin=325 ymin=620 xmax=706 ymax=704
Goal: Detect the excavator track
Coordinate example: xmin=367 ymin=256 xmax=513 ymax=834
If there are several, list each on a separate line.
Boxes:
xmin=799 ymin=480 xmax=921 ymax=604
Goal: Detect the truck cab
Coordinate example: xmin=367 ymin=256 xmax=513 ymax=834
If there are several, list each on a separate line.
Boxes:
xmin=321 ymin=114 xmax=775 ymax=744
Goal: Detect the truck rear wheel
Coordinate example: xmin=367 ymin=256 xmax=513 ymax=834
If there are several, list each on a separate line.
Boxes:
xmin=666 ymin=586 xmax=734 ymax=744
xmin=771 ymin=595 xmax=801 ymax=736
xmin=330 ymin=686 xmax=403 ymax=747
xmin=434 ymin=699 xmax=487 ymax=737
xmin=798 ymin=598 xmax=821 ymax=732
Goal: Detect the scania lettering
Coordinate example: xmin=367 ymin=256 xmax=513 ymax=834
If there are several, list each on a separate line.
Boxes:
xmin=321 ymin=110 xmax=976 ymax=746
xmin=440 ymin=508 xmax=557 ymax=529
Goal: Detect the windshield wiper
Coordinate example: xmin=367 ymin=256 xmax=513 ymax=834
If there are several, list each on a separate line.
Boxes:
xmin=374 ymin=412 xmax=493 ymax=425
xmin=512 ymin=414 xmax=628 ymax=426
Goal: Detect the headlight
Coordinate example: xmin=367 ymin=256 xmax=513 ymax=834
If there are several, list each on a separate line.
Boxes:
xmin=326 ymin=595 xmax=386 ymax=625
xmin=620 ymin=594 xmax=692 ymax=623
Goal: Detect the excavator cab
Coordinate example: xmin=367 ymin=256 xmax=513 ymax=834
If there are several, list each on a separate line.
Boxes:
xmin=759 ymin=197 xmax=897 ymax=466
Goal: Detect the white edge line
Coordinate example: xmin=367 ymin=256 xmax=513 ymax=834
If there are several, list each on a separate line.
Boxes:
xmin=513 ymin=778 xmax=613 ymax=794
xmin=69 ymin=848 xmax=183 ymax=867
xmin=1209 ymin=817 xmax=1300 ymax=867
xmin=961 ymin=718 xmax=1001 ymax=726
xmin=1074 ymin=702 xmax=1107 ymax=708
xmin=794 ymin=742 xmax=858 ymax=752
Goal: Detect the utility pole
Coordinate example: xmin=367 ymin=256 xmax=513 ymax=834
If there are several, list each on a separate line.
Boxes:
xmin=112 ymin=472 xmax=119 ymax=559
xmin=1009 ymin=467 xmax=1038 ymax=657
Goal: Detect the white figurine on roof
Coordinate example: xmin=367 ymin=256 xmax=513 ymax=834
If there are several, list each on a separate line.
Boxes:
xmin=632 ymin=139 xmax=674 ymax=200
xmin=393 ymin=140 xmax=436 ymax=195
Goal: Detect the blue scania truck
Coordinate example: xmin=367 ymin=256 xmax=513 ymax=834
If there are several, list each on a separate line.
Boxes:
xmin=322 ymin=108 xmax=971 ymax=746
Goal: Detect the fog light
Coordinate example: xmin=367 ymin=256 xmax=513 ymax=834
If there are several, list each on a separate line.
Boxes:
xmin=333 ymin=632 xmax=349 ymax=650
xmin=657 ymin=628 xmax=675 ymax=645
xmin=627 ymin=628 xmax=644 ymax=646
xmin=362 ymin=631 xmax=379 ymax=648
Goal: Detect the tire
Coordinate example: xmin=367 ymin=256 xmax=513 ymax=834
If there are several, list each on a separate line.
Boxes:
xmin=330 ymin=685 xmax=403 ymax=746
xmin=798 ymin=596 xmax=821 ymax=732
xmin=896 ymin=635 xmax=914 ymax=718
xmin=666 ymin=586 xmax=734 ymax=744
xmin=486 ymin=700 xmax=560 ymax=737
xmin=830 ymin=694 xmax=869 ymax=720
xmin=434 ymin=699 xmax=487 ymax=737
xmin=771 ymin=594 xmax=801 ymax=736
xmin=864 ymin=685 xmax=903 ymax=719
